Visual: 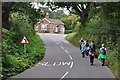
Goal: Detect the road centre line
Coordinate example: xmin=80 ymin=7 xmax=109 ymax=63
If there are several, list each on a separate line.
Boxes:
xmin=56 ymin=42 xmax=59 ymax=45
xmin=69 ymin=55 xmax=73 ymax=60
xmin=65 ymin=50 xmax=69 ymax=54
xmin=60 ymin=46 xmax=64 ymax=49
xmin=60 ymin=72 xmax=69 ymax=80
xmin=70 ymin=61 xmax=74 ymax=69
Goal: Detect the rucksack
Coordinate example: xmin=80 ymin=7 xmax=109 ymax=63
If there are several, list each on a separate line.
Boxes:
xmin=101 ymin=48 xmax=106 ymax=54
xmin=86 ymin=43 xmax=90 ymax=50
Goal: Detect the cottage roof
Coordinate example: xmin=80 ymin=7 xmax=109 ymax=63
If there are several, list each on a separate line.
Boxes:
xmin=43 ymin=18 xmax=64 ymax=25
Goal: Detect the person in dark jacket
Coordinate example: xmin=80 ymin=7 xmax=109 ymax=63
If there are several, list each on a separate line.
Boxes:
xmin=85 ymin=40 xmax=90 ymax=56
xmin=89 ymin=41 xmax=96 ymax=66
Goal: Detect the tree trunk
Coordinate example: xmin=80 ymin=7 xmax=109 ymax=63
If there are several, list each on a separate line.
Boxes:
xmin=80 ymin=9 xmax=88 ymax=24
xmin=2 ymin=9 xmax=10 ymax=29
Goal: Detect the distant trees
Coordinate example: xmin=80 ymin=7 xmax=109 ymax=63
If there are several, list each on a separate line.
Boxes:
xmin=51 ymin=10 xmax=66 ymax=19
xmin=60 ymin=14 xmax=80 ymax=30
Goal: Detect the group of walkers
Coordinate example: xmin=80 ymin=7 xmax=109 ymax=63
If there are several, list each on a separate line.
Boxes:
xmin=79 ymin=38 xmax=107 ymax=66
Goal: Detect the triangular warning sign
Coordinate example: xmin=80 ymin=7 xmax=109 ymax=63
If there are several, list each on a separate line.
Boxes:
xmin=20 ymin=36 xmax=29 ymax=44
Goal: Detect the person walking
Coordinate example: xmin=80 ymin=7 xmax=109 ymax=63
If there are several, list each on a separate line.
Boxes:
xmin=89 ymin=41 xmax=96 ymax=66
xmin=79 ymin=38 xmax=84 ymax=50
xmin=98 ymin=44 xmax=107 ymax=66
xmin=85 ymin=40 xmax=90 ymax=56
xmin=81 ymin=41 xmax=86 ymax=58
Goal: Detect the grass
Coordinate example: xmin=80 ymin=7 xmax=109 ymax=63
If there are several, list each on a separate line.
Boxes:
xmin=65 ymin=32 xmax=80 ymax=47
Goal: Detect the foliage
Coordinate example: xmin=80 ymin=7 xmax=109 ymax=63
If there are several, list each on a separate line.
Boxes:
xmin=2 ymin=12 xmax=45 ymax=79
xmin=65 ymin=2 xmax=120 ymax=79
xmin=47 ymin=2 xmax=91 ymax=24
xmin=73 ymin=21 xmax=81 ymax=32
xmin=61 ymin=14 xmax=80 ymax=30
xmin=45 ymin=30 xmax=50 ymax=33
xmin=2 ymin=2 xmax=40 ymax=29
xmin=65 ymin=30 xmax=73 ymax=34
xmin=51 ymin=10 xmax=67 ymax=19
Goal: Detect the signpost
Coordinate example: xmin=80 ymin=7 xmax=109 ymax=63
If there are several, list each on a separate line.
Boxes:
xmin=20 ymin=36 xmax=29 ymax=54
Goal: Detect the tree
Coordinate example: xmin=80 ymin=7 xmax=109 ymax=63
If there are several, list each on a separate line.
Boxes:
xmin=60 ymin=14 xmax=79 ymax=30
xmin=47 ymin=2 xmax=91 ymax=25
xmin=2 ymin=2 xmax=40 ymax=30
xmin=51 ymin=10 xmax=66 ymax=19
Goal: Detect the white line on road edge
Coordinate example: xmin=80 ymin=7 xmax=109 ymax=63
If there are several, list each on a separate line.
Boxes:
xmin=60 ymin=46 xmax=64 ymax=49
xmin=69 ymin=55 xmax=73 ymax=60
xmin=60 ymin=72 xmax=69 ymax=80
xmin=65 ymin=50 xmax=69 ymax=54
xmin=56 ymin=42 xmax=59 ymax=45
xmin=70 ymin=61 xmax=74 ymax=69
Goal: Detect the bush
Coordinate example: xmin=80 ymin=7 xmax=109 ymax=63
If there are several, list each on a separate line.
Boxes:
xmin=45 ymin=30 xmax=50 ymax=33
xmin=65 ymin=30 xmax=73 ymax=34
xmin=2 ymin=12 xmax=45 ymax=80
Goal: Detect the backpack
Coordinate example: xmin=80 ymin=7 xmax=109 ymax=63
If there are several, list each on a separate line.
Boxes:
xmin=101 ymin=48 xmax=106 ymax=54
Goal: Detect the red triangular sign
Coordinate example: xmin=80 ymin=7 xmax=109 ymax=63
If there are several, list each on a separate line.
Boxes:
xmin=20 ymin=36 xmax=29 ymax=44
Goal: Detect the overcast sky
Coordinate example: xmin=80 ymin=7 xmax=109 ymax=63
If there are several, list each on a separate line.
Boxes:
xmin=31 ymin=2 xmax=70 ymax=15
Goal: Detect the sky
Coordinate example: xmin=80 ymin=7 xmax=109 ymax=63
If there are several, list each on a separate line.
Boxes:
xmin=31 ymin=2 xmax=70 ymax=15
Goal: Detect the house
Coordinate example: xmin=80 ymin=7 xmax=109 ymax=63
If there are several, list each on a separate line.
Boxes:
xmin=36 ymin=14 xmax=65 ymax=34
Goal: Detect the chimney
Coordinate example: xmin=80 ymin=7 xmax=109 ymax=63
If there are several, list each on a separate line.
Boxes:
xmin=45 ymin=13 xmax=49 ymax=19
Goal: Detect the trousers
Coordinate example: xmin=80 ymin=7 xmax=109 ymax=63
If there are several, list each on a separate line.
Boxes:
xmin=90 ymin=55 xmax=94 ymax=64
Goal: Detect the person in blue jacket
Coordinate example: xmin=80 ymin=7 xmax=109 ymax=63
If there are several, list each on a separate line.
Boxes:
xmin=98 ymin=44 xmax=107 ymax=66
xmin=81 ymin=41 xmax=86 ymax=58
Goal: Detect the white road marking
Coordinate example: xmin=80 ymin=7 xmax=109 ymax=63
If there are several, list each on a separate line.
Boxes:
xmin=37 ymin=62 xmax=74 ymax=67
xmin=60 ymin=72 xmax=69 ymax=80
xmin=38 ymin=62 xmax=51 ymax=66
xmin=70 ymin=61 xmax=74 ymax=69
xmin=65 ymin=50 xmax=68 ymax=53
xmin=53 ymin=62 xmax=62 ymax=66
xmin=69 ymin=55 xmax=73 ymax=60
xmin=56 ymin=42 xmax=59 ymax=45
xmin=44 ymin=62 xmax=51 ymax=66
xmin=38 ymin=62 xmax=45 ymax=66
xmin=60 ymin=46 xmax=64 ymax=49
xmin=53 ymin=62 xmax=56 ymax=66
xmin=62 ymin=62 xmax=71 ymax=66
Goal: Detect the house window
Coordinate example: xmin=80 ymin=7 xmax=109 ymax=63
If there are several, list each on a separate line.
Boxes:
xmin=41 ymin=24 xmax=47 ymax=30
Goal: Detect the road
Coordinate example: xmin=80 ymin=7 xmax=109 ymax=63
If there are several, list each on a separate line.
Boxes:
xmin=10 ymin=33 xmax=115 ymax=79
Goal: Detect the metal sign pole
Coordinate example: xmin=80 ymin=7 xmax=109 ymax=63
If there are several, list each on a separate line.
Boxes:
xmin=24 ymin=44 xmax=26 ymax=54
xmin=21 ymin=36 xmax=29 ymax=54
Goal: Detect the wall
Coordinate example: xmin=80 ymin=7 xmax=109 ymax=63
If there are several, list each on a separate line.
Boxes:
xmin=58 ymin=25 xmax=65 ymax=34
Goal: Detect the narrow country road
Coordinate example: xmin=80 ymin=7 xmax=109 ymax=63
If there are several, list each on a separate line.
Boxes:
xmin=10 ymin=33 xmax=115 ymax=79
